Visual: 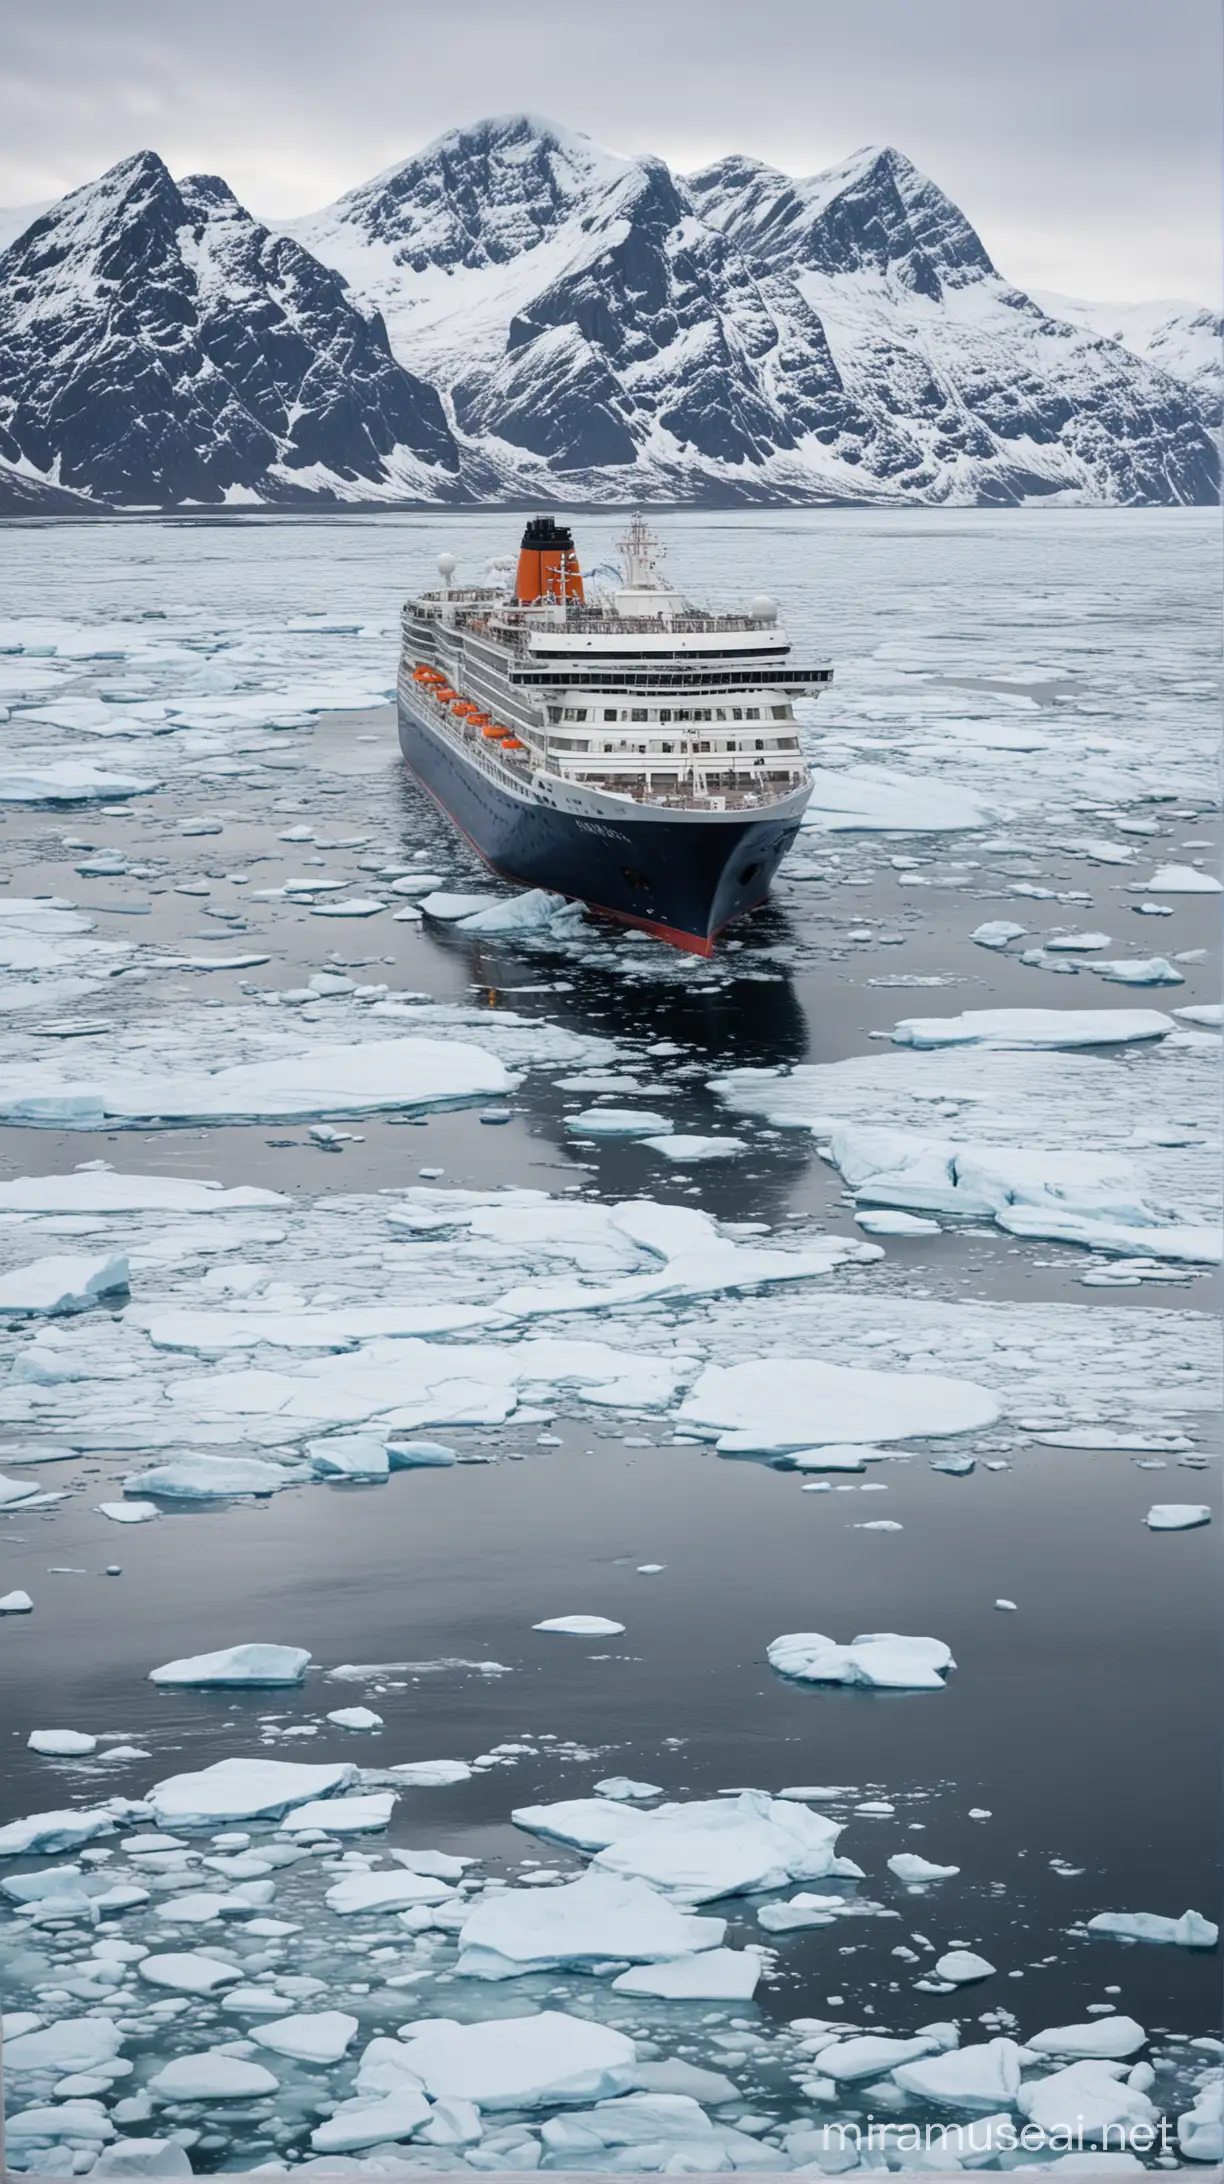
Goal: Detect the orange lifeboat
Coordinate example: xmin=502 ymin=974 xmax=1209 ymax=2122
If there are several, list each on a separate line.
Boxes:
xmin=514 ymin=515 xmax=583 ymax=605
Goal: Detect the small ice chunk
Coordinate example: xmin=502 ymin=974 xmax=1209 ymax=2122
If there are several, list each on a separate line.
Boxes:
xmin=149 ymin=1644 xmax=311 ymax=1686
xmin=934 ymin=1948 xmax=995 ymax=1983
xmin=148 ymin=2052 xmax=279 ymax=2100
xmin=0 ymin=1804 xmax=114 ymax=1853
xmin=995 ymin=1597 xmax=1018 ymax=1612
xmin=855 ymin=1209 xmax=941 ymax=1235
xmin=0 ymin=1588 xmax=35 ymax=1612
xmin=817 ymin=2033 xmax=946 ymax=2082
xmin=893 ymin=2037 xmax=1023 ymax=2108
xmin=420 ymin=891 xmax=501 ymax=920
xmin=308 ymin=1435 xmax=389 ymax=1480
xmin=92 ymin=2141 xmax=194 ymax=2179
xmin=310 ymin=2086 xmax=432 ymax=2152
xmin=888 ymin=1854 xmax=960 ymax=1883
xmin=533 ymin=1615 xmax=626 ymax=1636
xmin=1090 ymin=957 xmax=1184 ymax=986
xmin=282 ymin=1791 xmax=396 ymax=1834
xmin=1174 ymin=1002 xmax=1224 ymax=1027
xmin=98 ymin=1501 xmax=159 ymax=1524
xmin=28 ymin=1729 xmax=98 ymax=1756
xmin=399 ymin=2009 xmax=637 ymax=2108
xmin=972 ymin=921 xmax=1028 ymax=950
xmin=1028 ymin=2017 xmax=1147 ymax=2059
xmin=596 ymin=1777 xmax=662 ymax=1802
xmin=252 ymin=2010 xmax=359 ymax=2063
xmin=611 ymin=1948 xmax=760 ymax=1998
xmin=326 ymin=1706 xmax=383 ymax=1730
xmin=567 ymin=1109 xmax=674 ymax=1137
xmin=388 ymin=1440 xmax=458 ymax=1468
xmin=325 ymin=1869 xmax=451 ymax=1914
xmin=1146 ymin=1504 xmax=1211 ymax=1530
xmin=390 ymin=1759 xmax=472 ymax=1786
xmin=643 ymin=1135 xmax=747 ymax=1161
xmin=137 ymin=1954 xmax=242 ymax=1993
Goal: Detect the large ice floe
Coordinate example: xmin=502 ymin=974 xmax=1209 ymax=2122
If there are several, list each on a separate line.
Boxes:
xmin=713 ymin=1037 xmax=1221 ymax=1262
xmin=767 ymin=1631 xmax=956 ymax=1690
xmin=514 ymin=1789 xmax=848 ymax=1902
xmin=678 ymin=1358 xmax=998 ymax=1452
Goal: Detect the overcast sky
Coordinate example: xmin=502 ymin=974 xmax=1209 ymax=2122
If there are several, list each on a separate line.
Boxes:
xmin=1 ymin=0 xmax=1219 ymax=303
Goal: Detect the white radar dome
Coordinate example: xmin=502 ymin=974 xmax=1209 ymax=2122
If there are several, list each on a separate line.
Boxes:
xmin=437 ymin=552 xmax=457 ymax=580
xmin=750 ymin=593 xmax=778 ymax=623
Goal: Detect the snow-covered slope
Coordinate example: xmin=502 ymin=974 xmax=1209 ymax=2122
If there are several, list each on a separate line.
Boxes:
xmin=1030 ymin=290 xmax=1222 ymax=423
xmin=1 ymin=121 xmax=1217 ymax=510
xmin=0 ymin=200 xmax=54 ymax=255
xmin=0 ymin=152 xmax=461 ymax=508
xmin=688 ymin=145 xmax=1217 ymax=505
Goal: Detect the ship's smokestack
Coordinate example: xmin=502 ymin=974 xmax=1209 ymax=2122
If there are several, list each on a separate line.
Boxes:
xmin=515 ymin=515 xmax=584 ymax=606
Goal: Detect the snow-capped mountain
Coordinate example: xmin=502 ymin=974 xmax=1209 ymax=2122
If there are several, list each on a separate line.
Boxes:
xmin=0 ymin=119 xmax=1216 ymax=511
xmin=1029 ymin=290 xmax=1222 ymax=424
xmin=0 ymin=151 xmax=460 ymax=510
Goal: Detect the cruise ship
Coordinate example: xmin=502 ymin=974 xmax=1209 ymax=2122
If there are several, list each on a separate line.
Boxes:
xmin=396 ymin=516 xmax=831 ymax=955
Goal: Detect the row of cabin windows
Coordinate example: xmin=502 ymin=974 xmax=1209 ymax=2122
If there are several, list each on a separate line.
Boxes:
xmin=554 ymin=704 xmax=790 ymax=724
xmin=553 ymin=739 xmax=796 ymax=758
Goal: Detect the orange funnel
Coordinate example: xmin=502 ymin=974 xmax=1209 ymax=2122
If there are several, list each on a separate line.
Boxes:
xmin=514 ymin=516 xmax=584 ymax=605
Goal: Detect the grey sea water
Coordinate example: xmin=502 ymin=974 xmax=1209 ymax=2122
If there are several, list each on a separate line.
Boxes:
xmin=0 ymin=509 xmax=1219 ymax=2171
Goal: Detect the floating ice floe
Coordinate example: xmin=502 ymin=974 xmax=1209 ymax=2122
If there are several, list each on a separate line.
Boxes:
xmin=1089 ymin=957 xmax=1183 ymax=986
xmin=801 ymin=767 xmax=995 ymax=833
xmin=596 ymin=1776 xmax=662 ymax=1801
xmin=814 ymin=2031 xmax=952 ymax=2082
xmin=1084 ymin=1908 xmax=1218 ymax=1946
xmin=679 ymin=1357 xmax=997 ymax=1453
xmin=397 ymin=2009 xmax=638 ymax=2108
xmin=455 ymin=1870 xmax=725 ymax=1979
xmin=533 ymin=1615 xmax=626 ymax=1637
xmin=1176 ymin=1003 xmax=1224 ymax=1028
xmin=149 ymin=1643 xmax=311 ymax=1687
xmin=326 ymin=1705 xmax=383 ymax=1730
xmin=0 ymin=1805 xmax=116 ymax=1853
xmin=1180 ymin=2080 xmax=1224 ymax=2164
xmin=0 ymin=1036 xmax=513 ymax=1127
xmin=888 ymin=1852 xmax=960 ymax=1882
xmin=27 ymin=1729 xmax=98 ymax=1756
xmin=1133 ymin=863 xmax=1222 ymax=894
xmin=1018 ymin=2059 xmax=1156 ymax=2143
xmin=309 ymin=2086 xmax=432 ymax=2153
xmin=0 ymin=761 xmax=160 ymax=803
xmin=98 ymin=1500 xmax=159 ymax=1524
xmin=455 ymin=888 xmax=568 ymax=934
xmin=137 ymin=1952 xmax=242 ymax=1993
xmin=148 ymin=1757 xmax=357 ymax=1826
xmin=0 ymin=1170 xmax=286 ymax=1213
xmin=854 ymin=1208 xmax=940 ymax=1235
xmin=612 ymin=1948 xmax=762 ymax=1999
xmin=768 ymin=1631 xmax=955 ymax=1690
xmin=567 ymin=1108 xmax=674 ymax=1136
xmin=1146 ymin=1503 xmax=1211 ymax=1529
xmin=642 ymin=1134 xmax=747 ymax=1161
xmin=420 ymin=892 xmax=501 ymax=921
xmin=4 ymin=2015 xmax=125 ymax=2073
xmin=283 ymin=1792 xmax=396 ymax=1834
xmin=148 ymin=2051 xmax=279 ymax=2100
xmin=519 ymin=1788 xmax=847 ymax=1904
xmin=252 ymin=2010 xmax=359 ymax=2063
xmin=325 ymin=1869 xmax=451 ymax=1914
xmin=390 ymin=1760 xmax=473 ymax=1787
xmin=972 ymin=920 xmax=1028 ymax=950
xmin=934 ymin=1948 xmax=996 ymax=1983
xmin=1029 ymin=2017 xmax=1147 ymax=2060
xmin=824 ymin=1122 xmax=1219 ymax=1262
xmin=891 ymin=1007 xmax=1174 ymax=1050
xmin=892 ymin=2036 xmax=1023 ymax=2108
xmin=0 ymin=1251 xmax=129 ymax=1315
xmin=127 ymin=1456 xmax=301 ymax=1497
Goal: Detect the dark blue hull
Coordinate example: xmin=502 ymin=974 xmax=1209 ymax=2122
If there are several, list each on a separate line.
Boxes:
xmin=397 ymin=692 xmax=804 ymax=954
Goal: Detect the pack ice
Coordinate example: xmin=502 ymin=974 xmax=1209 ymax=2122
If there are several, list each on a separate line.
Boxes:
xmin=455 ymin=1871 xmax=727 ymax=1978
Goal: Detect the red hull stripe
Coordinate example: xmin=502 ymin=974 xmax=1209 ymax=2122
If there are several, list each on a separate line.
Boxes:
xmin=401 ymin=758 xmax=745 ymax=958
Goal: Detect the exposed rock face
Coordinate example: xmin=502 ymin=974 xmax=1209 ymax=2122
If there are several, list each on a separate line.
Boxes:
xmin=0 ymin=151 xmax=459 ymax=507
xmin=2 ymin=121 xmax=1216 ymax=509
